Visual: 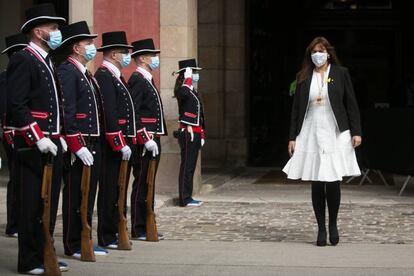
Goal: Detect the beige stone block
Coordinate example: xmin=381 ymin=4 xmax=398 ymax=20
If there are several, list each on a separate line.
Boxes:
xmin=188 ymin=0 xmax=198 ymax=27
xmin=225 ymin=24 xmax=245 ymax=47
xmin=188 ymin=26 xmax=198 ymax=57
xmin=160 ymin=26 xmax=190 ymax=57
xmin=225 ymin=47 xmax=245 ymax=70
xmin=156 ymin=152 xmax=181 ymax=194
xmin=224 ymin=69 xmax=245 ymax=94
xmin=198 ymin=46 xmax=222 ymax=70
xmin=198 ymin=24 xmax=222 ymax=47
xmin=225 ymin=0 xmax=245 ymax=25
xmin=198 ymin=0 xmax=222 ymax=24
xmin=69 ymin=0 xmax=93 ymax=25
xmin=160 ymin=57 xmax=181 ymax=90
xmin=160 ymin=0 xmax=189 ymax=26
xmin=160 ymin=88 xmax=179 ymax=120
xmin=161 ymin=119 xmax=181 ymax=153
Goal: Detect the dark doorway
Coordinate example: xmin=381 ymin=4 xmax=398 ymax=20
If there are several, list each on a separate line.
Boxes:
xmin=247 ymin=0 xmax=414 ymax=166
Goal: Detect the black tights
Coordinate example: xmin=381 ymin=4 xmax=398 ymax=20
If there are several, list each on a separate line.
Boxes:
xmin=311 ymin=181 xmax=341 ymax=230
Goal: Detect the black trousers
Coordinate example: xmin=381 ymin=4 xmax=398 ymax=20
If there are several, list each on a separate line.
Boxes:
xmin=178 ymin=130 xmax=201 ymax=206
xmin=130 ymin=137 xmax=161 ymax=237
xmin=3 ymin=139 xmax=18 ymax=235
xmin=14 ymin=137 xmax=63 ymax=273
xmin=97 ymin=141 xmax=134 ymax=246
xmin=62 ymin=139 xmax=102 ymax=255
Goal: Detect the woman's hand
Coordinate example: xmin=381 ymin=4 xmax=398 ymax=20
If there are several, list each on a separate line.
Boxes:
xmin=352 ymin=136 xmax=362 ymax=148
xmin=288 ymin=141 xmax=296 ymax=157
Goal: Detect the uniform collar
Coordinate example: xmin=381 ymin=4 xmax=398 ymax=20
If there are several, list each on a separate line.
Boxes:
xmin=103 ymin=60 xmax=121 ymax=78
xmin=68 ymin=57 xmax=87 ymax=73
xmin=136 ymin=66 xmax=152 ymax=81
xmin=29 ymin=41 xmax=48 ymax=59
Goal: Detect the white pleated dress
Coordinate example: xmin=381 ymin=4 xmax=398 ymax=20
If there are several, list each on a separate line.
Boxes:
xmin=283 ymin=66 xmax=361 ymax=182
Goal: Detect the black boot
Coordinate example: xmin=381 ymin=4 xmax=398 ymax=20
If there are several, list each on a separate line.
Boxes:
xmin=312 ymin=182 xmax=327 ymax=246
xmin=329 ymin=225 xmax=339 ymax=245
xmin=326 ymin=181 xmax=341 ymax=246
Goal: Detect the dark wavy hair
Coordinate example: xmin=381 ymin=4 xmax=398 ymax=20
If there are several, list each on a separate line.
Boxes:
xmin=297 ymin=36 xmax=340 ymax=84
xmin=173 ymin=73 xmax=184 ymax=98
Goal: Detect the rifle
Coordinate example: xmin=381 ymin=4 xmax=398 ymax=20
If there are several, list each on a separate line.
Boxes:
xmin=117 ymin=159 xmax=131 ymax=250
xmin=146 ymin=158 xmax=158 ymax=241
xmin=80 ymin=162 xmax=95 ymax=262
xmin=41 ymin=153 xmax=61 ymax=276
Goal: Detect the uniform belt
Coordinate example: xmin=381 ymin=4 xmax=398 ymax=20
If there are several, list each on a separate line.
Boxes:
xmin=179 ymin=123 xmax=203 ymax=133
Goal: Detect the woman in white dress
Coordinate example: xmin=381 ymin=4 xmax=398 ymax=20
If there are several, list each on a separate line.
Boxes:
xmin=283 ymin=37 xmax=362 ymax=246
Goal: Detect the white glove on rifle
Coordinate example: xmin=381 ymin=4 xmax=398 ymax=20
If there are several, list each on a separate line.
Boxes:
xmin=60 ymin=137 xmax=68 ymax=153
xmin=184 ymin=67 xmax=192 ymax=79
xmin=36 ymin=137 xmax=58 ymax=156
xmin=75 ymin=147 xmax=94 ymax=166
xmin=144 ymin=139 xmax=159 ymax=157
xmin=120 ymin=145 xmax=132 ymax=161
xmin=187 ymin=125 xmax=194 ymax=142
xmin=201 ymin=138 xmax=205 ymax=147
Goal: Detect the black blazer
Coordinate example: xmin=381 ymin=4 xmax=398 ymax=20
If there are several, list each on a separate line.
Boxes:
xmin=6 ymin=46 xmax=62 ymax=143
xmin=58 ymin=60 xmax=103 ymax=137
xmin=0 ymin=71 xmax=6 ymax=127
xmin=95 ymin=66 xmax=136 ymax=138
xmin=128 ymin=71 xmax=167 ymax=135
xmin=176 ymin=85 xmax=205 ymax=129
xmin=289 ymin=64 xmax=361 ymax=141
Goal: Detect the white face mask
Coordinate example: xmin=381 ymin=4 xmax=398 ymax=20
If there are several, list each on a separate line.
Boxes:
xmin=311 ymin=52 xmax=328 ymax=67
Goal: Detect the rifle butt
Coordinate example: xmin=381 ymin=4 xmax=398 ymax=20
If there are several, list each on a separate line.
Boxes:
xmin=117 ymin=218 xmax=131 ymax=250
xmin=81 ymin=229 xmax=96 ymax=262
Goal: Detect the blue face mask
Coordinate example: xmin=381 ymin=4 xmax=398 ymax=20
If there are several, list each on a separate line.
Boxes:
xmin=41 ymin=30 xmax=62 ymax=50
xmin=192 ymin=73 xmax=200 ymax=83
xmin=149 ymin=56 xmax=160 ymax=70
xmin=83 ymin=44 xmax=97 ymax=61
xmin=119 ymin=53 xmax=131 ymax=68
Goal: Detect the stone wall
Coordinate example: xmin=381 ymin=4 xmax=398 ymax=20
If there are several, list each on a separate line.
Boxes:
xmin=198 ymin=0 xmax=247 ymax=167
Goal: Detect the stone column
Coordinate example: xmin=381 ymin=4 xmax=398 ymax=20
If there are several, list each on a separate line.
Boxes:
xmin=198 ymin=0 xmax=247 ymax=167
xmin=159 ymin=0 xmax=200 ymax=194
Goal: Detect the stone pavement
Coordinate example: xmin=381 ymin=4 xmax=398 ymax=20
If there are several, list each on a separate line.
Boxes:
xmin=1 ymin=167 xmax=414 ymax=275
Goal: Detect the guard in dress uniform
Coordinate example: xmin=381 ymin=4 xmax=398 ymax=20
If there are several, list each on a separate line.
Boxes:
xmin=173 ymin=59 xmax=205 ymax=207
xmin=128 ymin=38 xmax=167 ymax=240
xmin=56 ymin=21 xmax=108 ymax=259
xmin=5 ymin=3 xmax=69 ymax=274
xmin=94 ymin=31 xmax=135 ymax=249
xmin=1 ymin=33 xmax=28 ymax=238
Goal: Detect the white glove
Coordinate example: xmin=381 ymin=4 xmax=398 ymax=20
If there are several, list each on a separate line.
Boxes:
xmin=75 ymin=147 xmax=94 ymax=166
xmin=144 ymin=139 xmax=159 ymax=157
xmin=120 ymin=145 xmax=132 ymax=160
xmin=36 ymin=137 xmax=58 ymax=156
xmin=201 ymin=138 xmax=205 ymax=147
xmin=184 ymin=67 xmax=192 ymax=79
xmin=187 ymin=125 xmax=194 ymax=142
xmin=60 ymin=137 xmax=68 ymax=153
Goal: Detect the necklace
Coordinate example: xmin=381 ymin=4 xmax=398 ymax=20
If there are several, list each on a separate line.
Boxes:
xmin=315 ymin=70 xmax=328 ymax=104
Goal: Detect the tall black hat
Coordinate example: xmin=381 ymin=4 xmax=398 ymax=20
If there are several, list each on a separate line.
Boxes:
xmin=2 ymin=33 xmax=28 ymax=54
xmin=59 ymin=21 xmax=97 ymax=48
xmin=21 ymin=3 xmax=66 ymax=33
xmin=176 ymin=58 xmax=202 ymax=73
xmin=97 ymin=31 xmax=133 ymax=51
xmin=131 ymin=38 xmax=160 ymax=58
